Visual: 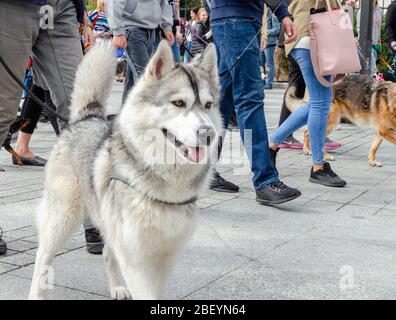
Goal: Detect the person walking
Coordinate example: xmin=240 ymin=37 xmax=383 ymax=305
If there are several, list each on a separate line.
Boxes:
xmin=210 ymin=0 xmax=302 ymax=204
xmin=0 ymin=0 xmax=89 ymax=172
xmin=184 ymin=8 xmax=199 ymax=63
xmin=0 ymin=0 xmax=106 ymax=255
xmin=190 ymin=8 xmax=211 ymax=56
xmin=269 ymin=0 xmax=347 ymax=188
xmin=106 ymin=0 xmax=174 ymax=103
xmin=264 ymin=8 xmax=280 ymax=90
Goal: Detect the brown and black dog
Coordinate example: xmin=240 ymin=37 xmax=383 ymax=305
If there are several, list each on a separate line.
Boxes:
xmin=285 ymin=75 xmax=396 ymax=167
xmin=1 ymin=117 xmax=31 ymax=171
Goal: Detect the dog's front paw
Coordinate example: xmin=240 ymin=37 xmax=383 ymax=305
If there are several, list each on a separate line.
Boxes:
xmin=111 ymin=287 xmax=132 ymax=300
xmin=369 ymin=159 xmax=383 ymax=167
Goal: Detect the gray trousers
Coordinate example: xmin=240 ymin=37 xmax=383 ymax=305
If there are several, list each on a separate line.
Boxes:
xmin=0 ymin=0 xmax=94 ymax=231
xmin=0 ymin=0 xmax=82 ymax=146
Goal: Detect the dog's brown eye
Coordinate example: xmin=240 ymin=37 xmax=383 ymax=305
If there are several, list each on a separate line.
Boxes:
xmin=172 ymin=100 xmax=185 ymax=107
xmin=205 ymin=102 xmax=213 ymax=109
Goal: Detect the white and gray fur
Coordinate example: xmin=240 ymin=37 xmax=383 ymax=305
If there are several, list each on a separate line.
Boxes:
xmin=29 ymin=40 xmax=222 ymax=300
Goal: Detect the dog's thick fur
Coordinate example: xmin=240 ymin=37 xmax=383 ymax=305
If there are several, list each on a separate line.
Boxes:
xmin=285 ymin=75 xmax=396 ymax=167
xmin=29 ymin=41 xmax=222 ymax=300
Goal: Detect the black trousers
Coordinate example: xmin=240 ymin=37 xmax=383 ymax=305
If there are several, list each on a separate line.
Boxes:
xmin=278 ymin=55 xmax=306 ymax=137
xmin=20 ymin=85 xmax=43 ymax=134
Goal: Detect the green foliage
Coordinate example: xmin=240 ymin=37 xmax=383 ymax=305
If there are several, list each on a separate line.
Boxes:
xmin=86 ymin=0 xmax=96 ymax=13
xmin=377 ymin=22 xmax=394 ymax=73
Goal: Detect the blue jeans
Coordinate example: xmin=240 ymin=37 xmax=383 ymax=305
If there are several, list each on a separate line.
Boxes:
xmin=171 ymin=37 xmax=180 ymax=62
xmin=270 ymin=49 xmax=332 ymax=164
xmin=264 ymin=45 xmax=276 ymax=86
xmin=183 ymin=40 xmax=192 ymax=63
xmin=212 ymin=18 xmax=278 ymax=190
xmin=123 ymin=27 xmax=155 ymax=103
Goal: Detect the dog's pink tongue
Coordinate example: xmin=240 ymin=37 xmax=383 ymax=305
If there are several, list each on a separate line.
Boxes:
xmin=187 ymin=146 xmax=205 ymax=162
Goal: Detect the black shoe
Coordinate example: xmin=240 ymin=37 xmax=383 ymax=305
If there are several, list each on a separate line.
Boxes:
xmin=269 ymin=147 xmax=280 ymax=173
xmin=0 ymin=228 xmax=7 ymax=255
xmin=256 ymin=180 xmax=301 ymax=205
xmin=85 ymin=228 xmax=104 ymax=255
xmin=12 ymin=155 xmax=47 ymax=166
xmin=209 ymin=171 xmax=240 ymax=193
xmin=309 ymin=162 xmax=347 ymax=187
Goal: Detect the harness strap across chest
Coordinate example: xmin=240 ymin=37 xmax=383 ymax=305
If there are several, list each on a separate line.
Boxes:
xmin=110 ymin=174 xmax=198 ymax=206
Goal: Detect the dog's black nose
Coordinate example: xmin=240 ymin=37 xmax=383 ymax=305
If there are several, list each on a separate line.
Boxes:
xmin=197 ymin=126 xmax=216 ymax=145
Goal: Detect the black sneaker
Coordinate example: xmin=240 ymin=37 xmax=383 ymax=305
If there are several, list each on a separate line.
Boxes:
xmin=269 ymin=147 xmax=280 ymax=173
xmin=210 ymin=171 xmax=240 ymax=193
xmin=85 ymin=228 xmax=104 ymax=255
xmin=256 ymin=180 xmax=301 ymax=205
xmin=309 ymin=162 xmax=347 ymax=187
xmin=0 ymin=228 xmax=7 ymax=255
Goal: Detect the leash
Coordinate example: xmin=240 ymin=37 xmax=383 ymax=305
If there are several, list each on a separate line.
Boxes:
xmin=0 ymin=55 xmax=69 ymax=123
xmin=110 ymin=174 xmax=198 ymax=206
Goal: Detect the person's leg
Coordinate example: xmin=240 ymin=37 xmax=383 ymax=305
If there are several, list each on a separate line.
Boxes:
xmin=0 ymin=1 xmax=40 ymax=156
xmin=171 ymin=37 xmax=181 ymax=62
xmin=184 ymin=40 xmax=192 ymax=63
xmin=32 ymin=0 xmax=83 ymax=123
xmin=259 ymin=50 xmax=266 ymax=82
xmin=12 ymin=85 xmax=47 ymax=166
xmin=122 ymin=27 xmax=153 ymax=103
xmin=270 ymin=49 xmax=331 ymax=162
xmin=211 ymin=18 xmax=301 ymax=202
xmin=278 ymin=55 xmax=306 ymax=127
xmin=212 ymin=18 xmax=277 ymax=189
xmin=264 ymin=45 xmax=275 ymax=88
xmin=269 ymin=49 xmax=345 ymax=186
xmin=208 ymin=36 xmax=240 ymax=193
xmin=370 ymin=47 xmax=378 ymax=75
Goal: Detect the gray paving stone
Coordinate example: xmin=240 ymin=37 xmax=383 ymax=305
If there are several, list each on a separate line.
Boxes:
xmin=0 ymin=274 xmax=107 ymax=300
xmin=1 ymin=83 xmax=396 ymax=300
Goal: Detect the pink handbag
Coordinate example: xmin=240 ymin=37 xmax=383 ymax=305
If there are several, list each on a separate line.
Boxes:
xmin=309 ymin=0 xmax=361 ymax=87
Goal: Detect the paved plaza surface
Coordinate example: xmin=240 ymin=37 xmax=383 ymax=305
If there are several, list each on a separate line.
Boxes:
xmin=1 ymin=83 xmax=396 ymax=300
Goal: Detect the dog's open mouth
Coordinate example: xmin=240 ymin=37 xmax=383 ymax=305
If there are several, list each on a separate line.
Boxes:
xmin=162 ymin=129 xmax=205 ymax=163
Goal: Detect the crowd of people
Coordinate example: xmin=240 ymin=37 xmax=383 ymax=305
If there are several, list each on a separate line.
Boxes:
xmin=1 ymin=0 xmax=396 ymax=257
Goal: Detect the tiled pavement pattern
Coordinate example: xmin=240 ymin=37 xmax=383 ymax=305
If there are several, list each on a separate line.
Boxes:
xmin=1 ymin=83 xmax=396 ymax=299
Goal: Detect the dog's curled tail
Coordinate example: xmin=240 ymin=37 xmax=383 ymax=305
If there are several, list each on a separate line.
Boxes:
xmin=70 ymin=41 xmax=116 ymax=122
xmin=285 ymin=86 xmax=306 ymax=112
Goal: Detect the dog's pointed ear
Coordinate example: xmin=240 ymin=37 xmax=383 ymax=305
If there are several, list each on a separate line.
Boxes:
xmin=195 ymin=43 xmax=218 ymax=83
xmin=144 ymin=40 xmax=175 ymax=80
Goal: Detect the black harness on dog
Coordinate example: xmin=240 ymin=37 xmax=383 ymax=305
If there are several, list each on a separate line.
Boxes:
xmin=110 ymin=174 xmax=198 ymax=206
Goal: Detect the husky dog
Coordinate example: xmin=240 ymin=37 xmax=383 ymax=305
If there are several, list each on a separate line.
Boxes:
xmin=285 ymin=75 xmax=396 ymax=167
xmin=29 ymin=40 xmax=222 ymax=300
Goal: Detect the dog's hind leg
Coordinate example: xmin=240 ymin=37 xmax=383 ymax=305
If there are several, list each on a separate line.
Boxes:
xmin=103 ymin=245 xmax=131 ymax=300
xmin=29 ymin=193 xmax=82 ymax=299
xmin=369 ymin=133 xmax=384 ymax=167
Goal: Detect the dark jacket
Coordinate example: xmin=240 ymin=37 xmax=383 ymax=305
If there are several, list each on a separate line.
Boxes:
xmin=210 ymin=0 xmax=290 ymax=24
xmin=190 ymin=21 xmax=210 ymax=55
xmin=385 ymin=0 xmax=396 ymax=52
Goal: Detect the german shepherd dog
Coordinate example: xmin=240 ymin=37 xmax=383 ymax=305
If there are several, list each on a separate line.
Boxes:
xmin=0 ymin=117 xmax=31 ymax=171
xmin=29 ymin=41 xmax=222 ymax=300
xmin=285 ymin=75 xmax=396 ymax=167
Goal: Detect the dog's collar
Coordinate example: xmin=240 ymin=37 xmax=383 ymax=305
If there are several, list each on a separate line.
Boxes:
xmin=110 ymin=174 xmax=198 ymax=206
